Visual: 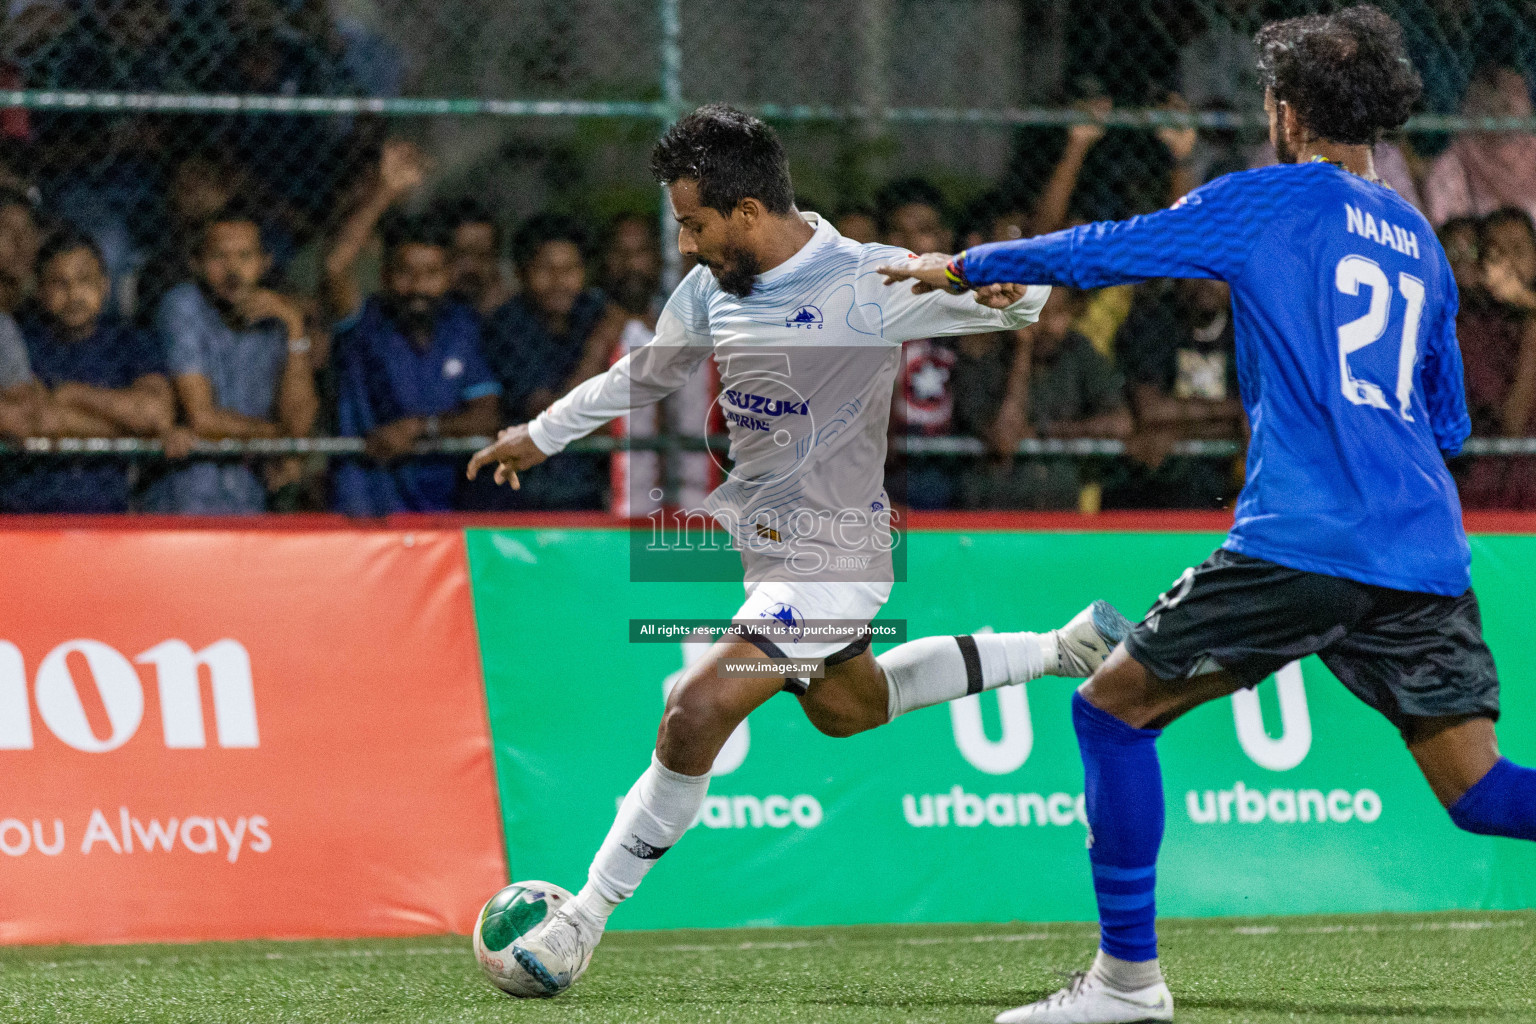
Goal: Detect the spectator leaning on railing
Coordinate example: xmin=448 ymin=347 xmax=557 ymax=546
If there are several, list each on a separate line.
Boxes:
xmin=326 ymin=208 xmax=501 ymax=516
xmin=951 ymin=285 xmax=1132 ymax=512
xmin=470 ymin=213 xmax=623 ymax=510
xmin=1109 ymin=277 xmax=1245 ymax=510
xmin=1458 ymin=208 xmax=1536 ymax=509
xmin=134 ymin=153 xmax=244 ymax=330
xmin=149 ymin=202 xmax=319 ymax=514
xmin=2 ymin=229 xmax=182 ymax=513
xmin=321 ymin=141 xmax=502 ymax=515
xmin=486 ymin=213 xmax=621 ymax=427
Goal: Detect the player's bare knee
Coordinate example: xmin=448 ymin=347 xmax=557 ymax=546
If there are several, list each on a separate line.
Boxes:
xmin=1080 ymin=651 xmax=1161 ymax=727
xmin=1408 ymin=715 xmax=1501 ymax=808
xmin=658 ymin=687 xmax=731 ymax=753
xmin=800 ymin=682 xmax=882 ymax=738
xmin=802 ymin=702 xmax=866 ymax=738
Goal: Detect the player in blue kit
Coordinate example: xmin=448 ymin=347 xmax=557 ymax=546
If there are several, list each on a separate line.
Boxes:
xmin=883 ymin=7 xmax=1536 ymax=1023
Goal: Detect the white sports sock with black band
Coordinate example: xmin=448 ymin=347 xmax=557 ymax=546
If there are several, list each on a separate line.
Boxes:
xmin=879 ymin=631 xmax=1051 ymax=720
xmin=573 ymin=752 xmax=710 ymax=922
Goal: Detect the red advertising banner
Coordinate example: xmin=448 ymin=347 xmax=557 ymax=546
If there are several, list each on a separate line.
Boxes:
xmin=0 ymin=528 xmax=505 ymax=944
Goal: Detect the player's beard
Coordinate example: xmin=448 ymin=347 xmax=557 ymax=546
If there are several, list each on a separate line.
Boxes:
xmin=699 ymin=245 xmax=760 ymax=298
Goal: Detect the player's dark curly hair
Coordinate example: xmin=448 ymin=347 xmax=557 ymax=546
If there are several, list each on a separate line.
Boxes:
xmin=650 ymin=104 xmax=794 ymax=217
xmin=1255 ymin=4 xmax=1421 ymax=146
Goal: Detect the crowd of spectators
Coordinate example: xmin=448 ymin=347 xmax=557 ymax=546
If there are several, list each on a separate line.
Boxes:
xmin=871 ymin=57 xmax=1536 ymax=514
xmin=0 ymin=136 xmax=667 ymax=516
xmin=1 ymin=15 xmax=1535 ymax=515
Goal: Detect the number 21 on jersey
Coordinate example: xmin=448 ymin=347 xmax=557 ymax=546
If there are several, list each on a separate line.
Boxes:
xmin=1335 ymin=254 xmax=1426 ymax=422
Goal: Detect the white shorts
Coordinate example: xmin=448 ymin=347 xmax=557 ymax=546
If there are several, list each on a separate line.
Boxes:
xmin=732 ymin=579 xmax=893 ymax=693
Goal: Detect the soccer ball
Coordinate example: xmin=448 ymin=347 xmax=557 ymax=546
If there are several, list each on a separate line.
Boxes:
xmin=472 ymin=880 xmax=579 ymax=997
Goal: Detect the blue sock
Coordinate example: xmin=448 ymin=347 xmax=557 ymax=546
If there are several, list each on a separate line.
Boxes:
xmin=1448 ymin=758 xmax=1536 ymax=840
xmin=1072 ymin=690 xmax=1164 ymax=963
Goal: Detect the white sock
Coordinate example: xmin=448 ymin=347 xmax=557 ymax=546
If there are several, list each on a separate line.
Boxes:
xmin=572 ymin=752 xmax=710 ymax=921
xmin=880 ymin=631 xmax=1049 ymax=720
xmin=1089 ymin=948 xmax=1163 ymax=991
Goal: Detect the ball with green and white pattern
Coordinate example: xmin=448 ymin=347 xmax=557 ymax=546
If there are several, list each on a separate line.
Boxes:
xmin=472 ymin=880 xmax=576 ymax=997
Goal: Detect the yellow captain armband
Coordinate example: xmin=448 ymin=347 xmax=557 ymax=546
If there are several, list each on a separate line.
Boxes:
xmin=943 ymin=257 xmax=970 ymax=294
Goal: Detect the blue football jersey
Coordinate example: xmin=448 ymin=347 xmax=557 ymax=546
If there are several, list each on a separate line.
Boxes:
xmin=960 ymin=161 xmax=1472 ymax=596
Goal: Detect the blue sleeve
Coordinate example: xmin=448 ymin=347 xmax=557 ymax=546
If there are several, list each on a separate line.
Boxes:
xmin=1423 ymin=265 xmax=1471 ymax=456
xmin=458 ymin=326 xmax=503 ymax=403
xmin=960 ymin=171 xmax=1281 ymax=289
xmin=333 ymin=307 xmax=364 ymax=335
xmin=333 ymin=331 xmax=375 ymax=438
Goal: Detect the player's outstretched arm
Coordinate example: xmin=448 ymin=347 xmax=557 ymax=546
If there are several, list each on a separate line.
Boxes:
xmin=467 ymin=423 xmax=546 ymax=489
xmin=876 ymin=252 xmax=962 ymax=294
xmin=875 ymin=253 xmax=1029 ymax=308
xmin=866 ymin=251 xmax=1048 ymax=340
xmin=886 ymin=173 xmax=1271 ymax=298
xmin=469 ymin=304 xmax=712 ymax=488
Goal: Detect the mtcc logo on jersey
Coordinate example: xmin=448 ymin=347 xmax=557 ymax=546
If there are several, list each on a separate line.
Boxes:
xmin=442 ymin=356 xmax=465 ymax=379
xmin=759 ymin=603 xmax=805 ymax=637
xmin=0 ymin=638 xmax=259 ymax=752
xmin=785 ymin=305 xmax=823 ymax=329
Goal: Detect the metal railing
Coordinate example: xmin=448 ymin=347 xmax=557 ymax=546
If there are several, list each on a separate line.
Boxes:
xmin=8 ymin=4 xmax=1536 ymax=295
xmin=3 ymin=435 xmax=1532 ymax=458
xmin=5 ymin=91 xmax=1534 ymax=132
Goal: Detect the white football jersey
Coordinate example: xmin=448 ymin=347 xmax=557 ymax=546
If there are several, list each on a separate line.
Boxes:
xmin=529 ymin=213 xmax=1048 ymax=581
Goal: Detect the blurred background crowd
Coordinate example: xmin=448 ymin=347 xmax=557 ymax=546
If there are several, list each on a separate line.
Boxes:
xmin=1 ymin=0 xmax=1534 ymax=515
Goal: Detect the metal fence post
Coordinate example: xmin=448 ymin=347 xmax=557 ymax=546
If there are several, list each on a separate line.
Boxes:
xmin=656 ymin=0 xmax=687 ymax=509
xmin=659 ymin=0 xmax=685 ymax=293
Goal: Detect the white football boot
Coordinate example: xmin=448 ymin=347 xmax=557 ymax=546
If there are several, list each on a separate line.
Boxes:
xmin=1050 ymin=600 xmax=1135 ymax=678
xmin=509 ymin=904 xmax=603 ymax=995
xmin=995 ymin=971 xmax=1173 ymax=1023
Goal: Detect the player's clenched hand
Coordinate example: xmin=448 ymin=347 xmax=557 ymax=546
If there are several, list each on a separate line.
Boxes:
xmin=974 ymin=283 xmax=1027 ymax=309
xmin=466 ymin=423 xmax=547 ymax=489
xmin=877 ymin=252 xmax=955 ymax=294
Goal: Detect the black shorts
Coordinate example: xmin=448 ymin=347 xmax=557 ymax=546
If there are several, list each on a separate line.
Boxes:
xmin=1124 ymin=548 xmax=1500 ymax=736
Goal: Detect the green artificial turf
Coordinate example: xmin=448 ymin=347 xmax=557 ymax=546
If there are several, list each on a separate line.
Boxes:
xmin=2 ymin=911 xmax=1532 ymax=1023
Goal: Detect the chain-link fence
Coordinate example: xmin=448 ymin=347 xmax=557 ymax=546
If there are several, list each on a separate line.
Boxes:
xmin=2 ymin=0 xmax=1536 ymax=515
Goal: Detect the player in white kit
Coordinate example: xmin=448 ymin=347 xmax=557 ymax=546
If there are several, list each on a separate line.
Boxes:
xmin=466 ymin=105 xmax=1131 ymax=993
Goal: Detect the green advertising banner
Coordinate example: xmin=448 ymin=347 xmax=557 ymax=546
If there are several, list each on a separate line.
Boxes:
xmin=467 ymin=527 xmax=1536 ymax=929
